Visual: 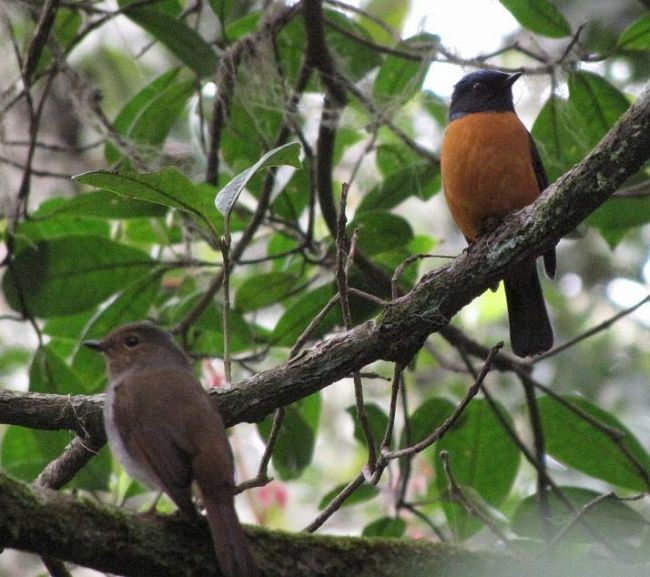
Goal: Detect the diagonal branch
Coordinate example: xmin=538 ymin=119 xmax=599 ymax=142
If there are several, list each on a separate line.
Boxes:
xmin=0 ymin=81 xmax=649 ymax=436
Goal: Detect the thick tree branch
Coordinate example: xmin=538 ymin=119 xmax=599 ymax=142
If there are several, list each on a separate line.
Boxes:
xmin=1 ymin=82 xmax=649 ymax=439
xmin=0 ymin=470 xmax=644 ymax=577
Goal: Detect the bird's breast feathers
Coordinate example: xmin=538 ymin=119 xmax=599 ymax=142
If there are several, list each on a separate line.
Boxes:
xmin=441 ymin=111 xmax=540 ymax=241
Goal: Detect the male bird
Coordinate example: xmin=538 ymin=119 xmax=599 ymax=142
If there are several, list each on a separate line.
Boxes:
xmin=85 ymin=322 xmax=259 ymax=577
xmin=441 ymin=70 xmax=555 ymax=356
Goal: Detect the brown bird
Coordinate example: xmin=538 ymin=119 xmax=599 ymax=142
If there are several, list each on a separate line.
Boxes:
xmin=85 ymin=321 xmax=259 ymax=577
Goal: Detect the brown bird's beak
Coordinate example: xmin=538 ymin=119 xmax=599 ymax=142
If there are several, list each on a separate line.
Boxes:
xmin=505 ymin=71 xmax=522 ymax=87
xmin=83 ymin=340 xmax=104 ymax=352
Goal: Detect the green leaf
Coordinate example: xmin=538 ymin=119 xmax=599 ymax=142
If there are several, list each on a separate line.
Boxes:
xmin=33 ymin=192 xmax=168 ymax=220
xmin=0 ymin=426 xmax=111 ymax=490
xmin=13 ymin=215 xmax=110 ymax=251
xmin=257 ymin=406 xmax=315 ymax=480
xmin=435 ymin=398 xmax=520 ymax=538
xmin=403 ymin=397 xmax=455 ymax=447
xmin=358 ymin=162 xmax=439 ymax=213
xmin=588 ymin=195 xmax=650 ymax=248
xmin=215 ymin=142 xmax=302 ymax=216
xmin=3 ymin=236 xmax=154 ymax=317
xmin=324 ymin=9 xmax=383 ymax=81
xmin=118 ymin=0 xmax=181 ymax=16
xmin=512 ymin=487 xmax=647 ymax=545
xmin=29 ymin=345 xmax=84 ymax=394
xmin=225 ymin=11 xmax=261 ymax=40
xmin=362 ymin=516 xmax=406 ymax=538
xmin=358 ymin=0 xmax=410 ymax=43
xmin=71 ymin=274 xmax=163 ymax=390
xmin=54 ymin=8 xmax=82 ymax=47
xmin=74 ymin=167 xmax=221 ymax=233
xmin=568 ymin=71 xmax=630 ymax=149
xmin=531 ymin=96 xmax=585 ymax=182
xmin=498 ymin=0 xmax=571 ymax=38
xmin=422 ymin=90 xmax=448 ymax=127
xmin=235 ymin=271 xmax=299 ymax=312
xmin=271 ymin=284 xmax=338 ymax=347
xmin=346 ymin=403 xmax=389 ymax=451
xmin=161 ymin=291 xmax=254 ymax=355
xmin=208 ymin=0 xmax=234 ymax=23
xmin=538 ymin=395 xmax=650 ymax=492
xmin=372 ymin=33 xmax=436 ymax=109
xmin=106 ymin=70 xmax=192 ymax=163
xmin=349 ymin=211 xmax=413 ymax=256
xmin=124 ymin=8 xmax=218 ymax=77
xmin=318 ymin=483 xmax=378 ymax=510
xmin=617 ymin=14 xmax=650 ymax=51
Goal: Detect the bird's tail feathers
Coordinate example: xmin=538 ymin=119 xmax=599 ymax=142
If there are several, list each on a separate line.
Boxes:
xmin=203 ymin=492 xmax=259 ymax=577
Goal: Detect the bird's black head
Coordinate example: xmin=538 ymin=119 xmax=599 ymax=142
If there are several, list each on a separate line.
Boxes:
xmin=448 ymin=70 xmax=522 ymax=121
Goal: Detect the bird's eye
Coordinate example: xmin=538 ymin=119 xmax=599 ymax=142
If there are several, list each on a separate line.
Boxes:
xmin=124 ymin=335 xmax=140 ymax=348
xmin=472 ymin=81 xmax=483 ymax=92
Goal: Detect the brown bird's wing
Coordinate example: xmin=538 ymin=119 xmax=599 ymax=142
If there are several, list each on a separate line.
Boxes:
xmin=112 ymin=368 xmax=204 ymax=517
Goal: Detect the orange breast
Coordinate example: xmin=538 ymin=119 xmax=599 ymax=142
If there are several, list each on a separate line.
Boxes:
xmin=441 ymin=111 xmax=540 ymax=242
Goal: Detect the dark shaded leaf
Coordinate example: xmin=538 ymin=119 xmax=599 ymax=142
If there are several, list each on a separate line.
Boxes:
xmin=235 ymin=271 xmax=300 ymax=312
xmin=0 ymin=427 xmax=111 ymax=490
xmin=271 ymin=284 xmax=338 ymax=347
xmin=3 ymin=236 xmax=154 ymax=317
xmin=33 ymin=192 xmax=168 ymax=220
xmin=512 ymin=487 xmax=647 ymax=545
xmin=588 ymin=195 xmax=650 ymax=248
xmin=29 ymin=345 xmax=84 ymax=394
xmin=568 ymin=71 xmax=630 ymax=150
xmin=362 ymin=516 xmax=406 ymax=537
xmin=435 ymin=398 xmax=520 ymax=538
xmin=539 ymin=395 xmax=650 ymax=492
xmin=358 ymin=162 xmax=439 ymax=213
xmin=349 ymin=211 xmax=413 ymax=255
xmin=124 ymin=8 xmax=218 ymax=77
xmin=346 ymin=403 xmax=389 ymax=451
xmin=257 ymin=405 xmax=316 ymax=480
xmin=531 ymin=96 xmax=585 ymax=182
xmin=106 ymin=71 xmax=192 ymax=163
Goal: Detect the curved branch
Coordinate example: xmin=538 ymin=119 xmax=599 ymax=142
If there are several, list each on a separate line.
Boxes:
xmin=1 ymin=81 xmax=649 ymax=434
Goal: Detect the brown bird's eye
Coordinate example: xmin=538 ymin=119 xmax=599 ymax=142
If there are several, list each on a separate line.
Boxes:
xmin=472 ymin=81 xmax=483 ymax=92
xmin=124 ymin=335 xmax=140 ymax=348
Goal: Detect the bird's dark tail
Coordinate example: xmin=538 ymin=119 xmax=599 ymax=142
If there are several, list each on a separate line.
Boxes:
xmin=203 ymin=492 xmax=259 ymax=577
xmin=504 ymin=261 xmax=553 ymax=357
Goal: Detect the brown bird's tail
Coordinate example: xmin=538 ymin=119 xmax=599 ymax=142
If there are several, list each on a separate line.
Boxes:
xmin=504 ymin=262 xmax=553 ymax=357
xmin=202 ymin=492 xmax=259 ymax=577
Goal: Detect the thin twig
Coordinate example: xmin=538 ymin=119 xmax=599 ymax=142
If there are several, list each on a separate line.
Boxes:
xmin=288 ymin=293 xmax=341 ymax=358
xmin=400 ymin=501 xmax=447 ymax=542
xmin=304 ymin=472 xmax=365 ymax=533
xmin=235 ymin=407 xmax=285 ymax=494
xmin=535 ymin=294 xmax=650 ymax=362
xmin=335 ymin=184 xmax=377 ymax=473
xmin=439 ymin=451 xmax=509 ymax=542
xmin=384 ymin=343 xmax=502 ymax=461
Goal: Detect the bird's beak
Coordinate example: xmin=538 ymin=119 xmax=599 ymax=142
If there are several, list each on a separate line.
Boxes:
xmin=83 ymin=340 xmax=104 ymax=352
xmin=505 ymin=71 xmax=523 ymax=87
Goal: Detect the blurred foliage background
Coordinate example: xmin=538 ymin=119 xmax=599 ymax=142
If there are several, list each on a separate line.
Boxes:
xmin=0 ymin=0 xmax=649 ymax=574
